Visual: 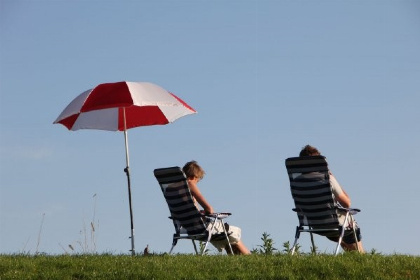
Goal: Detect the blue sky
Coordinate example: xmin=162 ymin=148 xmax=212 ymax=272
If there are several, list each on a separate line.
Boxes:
xmin=1 ymin=0 xmax=419 ymax=255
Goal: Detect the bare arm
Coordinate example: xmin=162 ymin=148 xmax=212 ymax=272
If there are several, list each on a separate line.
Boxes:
xmin=188 ymin=179 xmax=214 ymax=214
xmin=330 ymin=173 xmax=351 ymax=208
xmin=336 ymin=189 xmax=351 ymax=208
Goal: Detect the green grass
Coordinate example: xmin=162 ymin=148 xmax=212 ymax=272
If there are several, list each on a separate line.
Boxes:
xmin=1 ymin=254 xmax=419 ymax=280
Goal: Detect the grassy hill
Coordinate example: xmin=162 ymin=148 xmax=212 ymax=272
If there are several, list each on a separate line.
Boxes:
xmin=1 ymin=253 xmax=419 ymax=279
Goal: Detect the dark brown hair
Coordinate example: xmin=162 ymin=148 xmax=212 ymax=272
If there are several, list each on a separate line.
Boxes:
xmin=299 ymin=145 xmax=321 ymax=157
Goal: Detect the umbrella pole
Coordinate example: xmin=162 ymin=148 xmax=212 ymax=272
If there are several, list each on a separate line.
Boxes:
xmin=123 ymin=109 xmax=135 ymax=256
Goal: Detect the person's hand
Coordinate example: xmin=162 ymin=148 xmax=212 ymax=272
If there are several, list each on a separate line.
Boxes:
xmin=204 ymin=206 xmax=214 ymax=214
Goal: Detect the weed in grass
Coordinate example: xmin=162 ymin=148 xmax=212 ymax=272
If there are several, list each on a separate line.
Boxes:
xmin=35 ymin=213 xmax=45 ymax=255
xmin=63 ymin=194 xmax=99 ymax=255
xmin=198 ymin=241 xmax=211 ymax=255
xmin=370 ymin=248 xmax=383 ymax=255
xmin=282 ymin=240 xmax=297 ymax=254
xmin=252 ymin=232 xmax=278 ymax=255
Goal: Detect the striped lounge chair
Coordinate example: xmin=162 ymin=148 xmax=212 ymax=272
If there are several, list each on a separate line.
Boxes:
xmin=285 ymin=156 xmax=361 ymax=255
xmin=154 ymin=166 xmax=233 ymax=255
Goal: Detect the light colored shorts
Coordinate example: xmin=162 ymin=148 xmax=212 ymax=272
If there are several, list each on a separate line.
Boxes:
xmin=206 ymin=220 xmax=241 ymax=251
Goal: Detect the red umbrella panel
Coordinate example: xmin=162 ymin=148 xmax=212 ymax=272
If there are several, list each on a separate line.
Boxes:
xmin=54 ymin=81 xmax=196 ymax=255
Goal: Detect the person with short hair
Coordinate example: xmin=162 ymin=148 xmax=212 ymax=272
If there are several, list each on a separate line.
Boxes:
xmin=182 ymin=160 xmax=251 ymax=255
xmin=299 ymin=145 xmax=365 ymax=253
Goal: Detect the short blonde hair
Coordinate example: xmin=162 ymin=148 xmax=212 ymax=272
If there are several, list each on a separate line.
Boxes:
xmin=182 ymin=160 xmax=205 ymax=180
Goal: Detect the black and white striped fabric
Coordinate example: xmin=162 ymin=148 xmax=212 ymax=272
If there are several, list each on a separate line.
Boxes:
xmin=285 ymin=156 xmax=339 ymax=228
xmin=154 ymin=166 xmax=207 ymax=236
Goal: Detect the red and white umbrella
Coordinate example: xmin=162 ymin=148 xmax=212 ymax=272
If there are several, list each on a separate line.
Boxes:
xmin=54 ymin=81 xmax=196 ymax=131
xmin=54 ymin=81 xmax=196 ymax=255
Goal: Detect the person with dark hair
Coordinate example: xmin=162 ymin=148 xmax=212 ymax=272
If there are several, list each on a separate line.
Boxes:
xmin=182 ymin=160 xmax=251 ymax=255
xmin=299 ymin=145 xmax=365 ymax=252
xmin=299 ymin=144 xmax=322 ymax=157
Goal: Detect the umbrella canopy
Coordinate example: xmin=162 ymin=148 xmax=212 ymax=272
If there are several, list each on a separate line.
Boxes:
xmin=54 ymin=81 xmax=196 ymax=255
xmin=54 ymin=81 xmax=196 ymax=130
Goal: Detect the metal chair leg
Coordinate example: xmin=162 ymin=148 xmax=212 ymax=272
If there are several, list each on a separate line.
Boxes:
xmin=169 ymin=245 xmax=175 ymax=254
xmin=200 ymin=217 xmax=218 ymax=255
xmin=201 ymin=232 xmax=213 ymax=256
xmin=351 ymin=219 xmax=361 ymax=252
xmin=192 ymin=240 xmax=199 ymax=255
xmin=220 ymin=221 xmax=234 ymax=255
xmin=310 ymin=231 xmax=316 ymax=255
xmin=291 ymin=226 xmax=300 ymax=255
xmin=169 ymin=236 xmax=178 ymax=254
xmin=335 ymin=225 xmax=346 ymax=256
xmin=335 ymin=212 xmax=351 ymax=255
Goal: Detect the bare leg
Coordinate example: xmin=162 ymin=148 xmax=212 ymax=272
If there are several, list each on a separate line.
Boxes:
xmin=341 ymin=241 xmax=365 ymax=253
xmin=229 ymin=240 xmax=251 ymax=255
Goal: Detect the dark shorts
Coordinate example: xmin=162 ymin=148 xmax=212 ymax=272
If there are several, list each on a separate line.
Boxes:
xmin=324 ymin=227 xmax=362 ymax=244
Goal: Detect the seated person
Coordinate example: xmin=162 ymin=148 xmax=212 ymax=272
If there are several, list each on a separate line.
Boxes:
xmin=182 ymin=160 xmax=251 ymax=255
xmin=299 ymin=145 xmax=365 ymax=253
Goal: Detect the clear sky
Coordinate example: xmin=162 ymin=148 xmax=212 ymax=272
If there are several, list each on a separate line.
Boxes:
xmin=1 ymin=0 xmax=419 ymax=256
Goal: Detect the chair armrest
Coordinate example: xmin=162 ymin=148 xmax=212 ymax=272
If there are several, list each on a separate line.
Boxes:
xmin=294 ymin=206 xmax=361 ymax=215
xmin=204 ymin=212 xmax=232 ymax=219
xmin=336 ymin=205 xmax=361 ymax=215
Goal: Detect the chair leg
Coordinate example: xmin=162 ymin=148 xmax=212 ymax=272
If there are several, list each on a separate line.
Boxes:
xmin=334 ymin=240 xmax=342 ymax=255
xmin=335 ymin=212 xmax=352 ymax=255
xmin=335 ymin=225 xmax=346 ymax=256
xmin=201 ymin=232 xmax=213 ymax=256
xmin=169 ymin=235 xmax=178 ymax=254
xmin=351 ymin=219 xmax=361 ymax=252
xmin=291 ymin=226 xmax=300 ymax=255
xmin=202 ymin=242 xmax=211 ymax=255
xmin=169 ymin=244 xmax=175 ymax=254
xmin=310 ymin=232 xmax=316 ymax=255
xmin=192 ymin=240 xmax=199 ymax=255
xmin=221 ymin=221 xmax=234 ymax=255
xmin=200 ymin=218 xmax=218 ymax=256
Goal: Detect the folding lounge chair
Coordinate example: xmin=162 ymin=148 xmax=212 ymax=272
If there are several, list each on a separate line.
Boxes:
xmin=154 ymin=166 xmax=233 ymax=255
xmin=285 ymin=156 xmax=361 ymax=255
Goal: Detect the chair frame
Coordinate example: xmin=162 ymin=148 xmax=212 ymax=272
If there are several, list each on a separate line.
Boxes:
xmin=285 ymin=156 xmax=361 ymax=255
xmin=154 ymin=166 xmax=233 ymax=255
xmin=169 ymin=212 xmax=233 ymax=255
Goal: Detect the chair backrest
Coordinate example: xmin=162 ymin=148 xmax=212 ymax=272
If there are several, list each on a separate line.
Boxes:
xmin=285 ymin=156 xmax=339 ymax=228
xmin=154 ymin=166 xmax=207 ymax=235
